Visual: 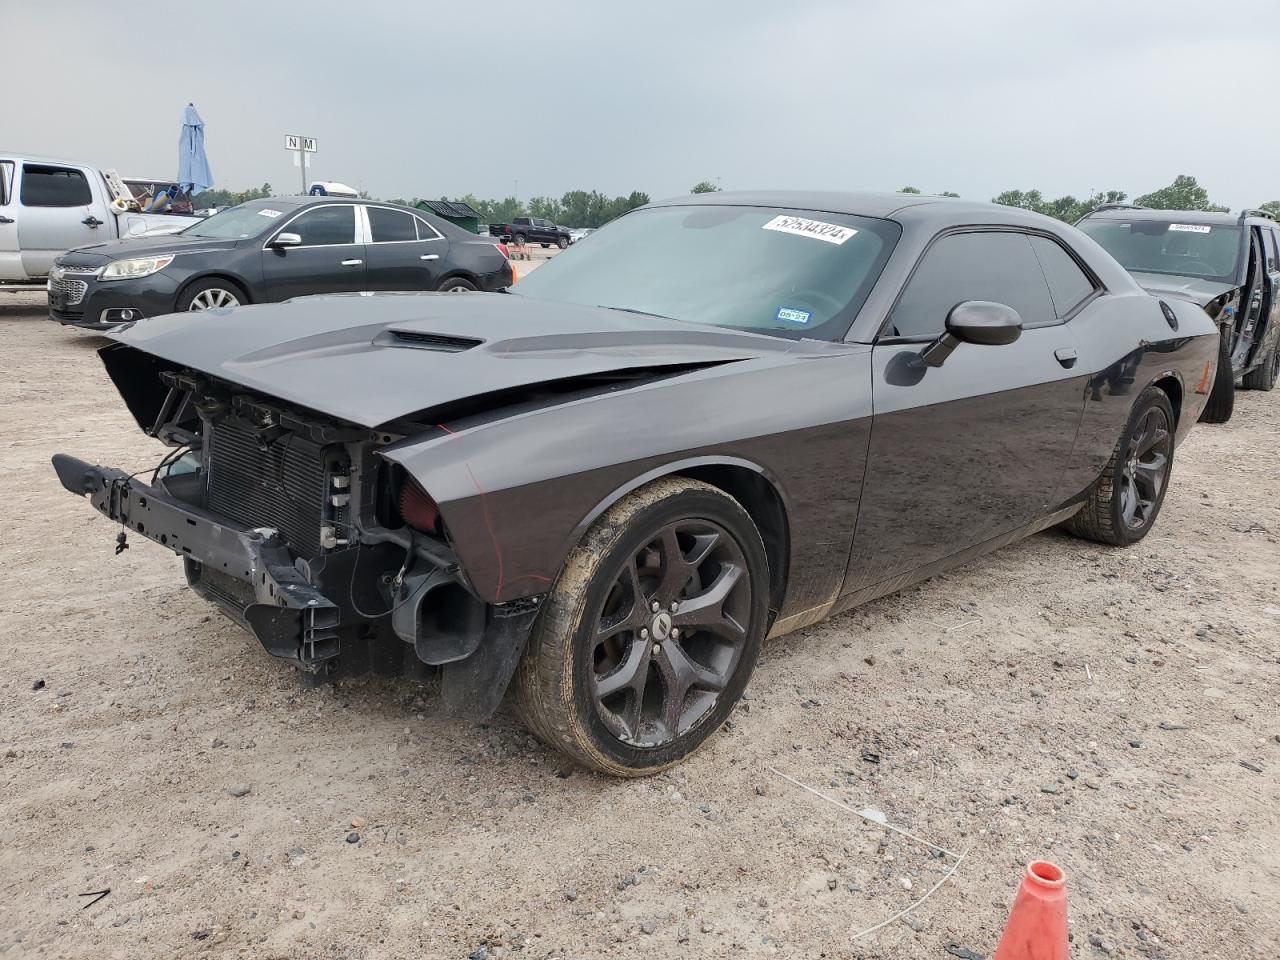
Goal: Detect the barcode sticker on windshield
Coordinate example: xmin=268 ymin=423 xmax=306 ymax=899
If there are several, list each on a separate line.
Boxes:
xmin=762 ymin=215 xmax=857 ymax=245
xmin=258 ymin=208 xmax=283 ymax=218
xmin=1169 ymin=223 xmax=1211 ymax=233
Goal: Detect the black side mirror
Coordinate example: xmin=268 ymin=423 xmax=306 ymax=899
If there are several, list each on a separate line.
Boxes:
xmin=920 ymin=300 xmax=1023 ymax=367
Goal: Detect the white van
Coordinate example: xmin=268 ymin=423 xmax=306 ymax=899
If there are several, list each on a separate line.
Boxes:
xmin=0 ymin=154 xmax=196 ymax=283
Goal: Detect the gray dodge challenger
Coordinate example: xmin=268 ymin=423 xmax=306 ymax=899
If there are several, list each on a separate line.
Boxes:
xmin=53 ymin=191 xmax=1219 ymax=774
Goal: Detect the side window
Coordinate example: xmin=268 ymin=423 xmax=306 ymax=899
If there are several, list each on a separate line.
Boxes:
xmin=287 ymin=206 xmax=355 ymax=246
xmin=889 ymin=231 xmax=1056 ymax=338
xmin=1265 ymin=227 xmax=1279 ymax=271
xmin=20 ymin=164 xmax=92 ymax=207
xmin=0 ymin=161 xmax=12 ymax=205
xmin=1029 ymin=235 xmax=1097 ymax=318
xmin=367 ymin=207 xmax=417 ymax=243
xmin=414 ymin=217 xmax=441 ymax=241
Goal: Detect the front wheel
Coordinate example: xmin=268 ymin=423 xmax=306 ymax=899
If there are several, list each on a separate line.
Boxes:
xmin=556 ymin=236 xmax=569 ymax=249
xmin=515 ymin=477 xmax=769 ymax=776
xmin=178 ymin=278 xmax=246 ymax=312
xmin=1241 ymin=344 xmax=1279 ymax=391
xmin=1062 ymin=385 xmax=1175 ymax=546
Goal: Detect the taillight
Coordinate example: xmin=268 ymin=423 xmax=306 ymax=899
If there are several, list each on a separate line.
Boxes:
xmin=399 ymin=478 xmax=441 ymax=535
xmin=495 ymin=242 xmax=510 ymax=259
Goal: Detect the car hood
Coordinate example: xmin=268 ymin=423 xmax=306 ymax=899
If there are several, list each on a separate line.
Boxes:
xmin=1129 ymin=271 xmax=1237 ymax=307
xmin=62 ymin=233 xmax=240 ymax=264
xmin=101 ymin=292 xmax=814 ymax=429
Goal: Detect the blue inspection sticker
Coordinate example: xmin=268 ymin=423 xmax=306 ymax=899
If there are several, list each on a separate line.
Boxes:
xmin=775 ymin=306 xmax=812 ymax=325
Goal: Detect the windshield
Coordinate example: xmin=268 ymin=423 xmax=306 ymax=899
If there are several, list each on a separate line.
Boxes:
xmin=514 ymin=205 xmax=900 ymax=340
xmin=1079 ymin=218 xmax=1241 ymax=283
xmin=180 ymin=202 xmax=292 ymax=239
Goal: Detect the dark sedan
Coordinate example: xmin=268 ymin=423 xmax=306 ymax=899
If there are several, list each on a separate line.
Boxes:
xmin=52 ymin=191 xmax=1218 ymax=775
xmin=47 ymin=197 xmax=513 ymax=329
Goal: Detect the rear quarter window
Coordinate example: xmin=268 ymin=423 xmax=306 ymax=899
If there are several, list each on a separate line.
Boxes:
xmin=1029 ymin=235 xmax=1096 ymax=317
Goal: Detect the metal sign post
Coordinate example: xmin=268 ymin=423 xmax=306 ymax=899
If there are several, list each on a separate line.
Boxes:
xmin=284 ymin=135 xmax=318 ymax=194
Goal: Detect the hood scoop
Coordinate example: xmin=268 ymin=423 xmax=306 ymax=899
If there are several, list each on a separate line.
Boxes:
xmin=379 ymin=329 xmax=484 ymax=353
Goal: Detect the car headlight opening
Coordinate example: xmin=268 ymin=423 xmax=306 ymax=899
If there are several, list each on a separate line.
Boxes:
xmin=100 ymin=255 xmax=175 ymax=281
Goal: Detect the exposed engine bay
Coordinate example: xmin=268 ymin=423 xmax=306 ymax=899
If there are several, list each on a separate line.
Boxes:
xmin=52 ymin=364 xmax=542 ymax=718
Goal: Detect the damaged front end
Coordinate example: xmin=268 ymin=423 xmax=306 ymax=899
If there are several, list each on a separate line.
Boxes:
xmin=52 ymin=355 xmax=542 ymax=718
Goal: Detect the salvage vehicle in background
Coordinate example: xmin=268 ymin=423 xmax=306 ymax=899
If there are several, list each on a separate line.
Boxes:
xmin=1078 ymin=205 xmax=1280 ymax=420
xmin=48 ymin=197 xmax=513 ymax=329
xmin=52 ymin=191 xmax=1218 ymax=775
xmin=489 ymin=216 xmax=571 ymax=248
xmin=0 ymin=154 xmax=196 ymax=284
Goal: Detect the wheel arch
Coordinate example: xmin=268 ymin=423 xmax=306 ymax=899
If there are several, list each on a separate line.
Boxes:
xmin=569 ymin=456 xmax=793 ymax=627
xmin=175 ymin=271 xmax=253 ymax=306
xmin=1148 ymin=371 xmax=1183 ymax=427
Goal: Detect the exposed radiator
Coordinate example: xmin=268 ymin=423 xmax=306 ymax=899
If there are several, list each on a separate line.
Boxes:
xmin=206 ymin=418 xmax=330 ymax=558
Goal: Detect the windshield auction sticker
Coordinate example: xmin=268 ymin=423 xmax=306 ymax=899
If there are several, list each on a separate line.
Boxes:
xmin=762 ymin=215 xmax=857 ymax=245
xmin=1168 ymin=223 xmax=1211 ymax=233
xmin=257 ymin=209 xmax=283 ymax=218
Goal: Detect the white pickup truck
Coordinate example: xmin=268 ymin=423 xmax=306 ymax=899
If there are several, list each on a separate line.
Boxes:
xmin=0 ymin=154 xmax=197 ymax=285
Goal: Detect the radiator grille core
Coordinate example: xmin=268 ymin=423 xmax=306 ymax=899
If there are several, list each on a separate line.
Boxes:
xmin=206 ymin=419 xmax=328 ymax=558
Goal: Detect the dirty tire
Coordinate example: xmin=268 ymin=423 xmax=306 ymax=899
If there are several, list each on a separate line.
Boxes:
xmin=1198 ymin=329 xmax=1235 ymax=422
xmin=1062 ymin=385 xmax=1175 ymax=547
xmin=513 ymin=233 xmax=527 ymax=246
xmin=1241 ymin=344 xmax=1279 ymax=391
xmin=515 ymin=476 xmax=769 ymax=776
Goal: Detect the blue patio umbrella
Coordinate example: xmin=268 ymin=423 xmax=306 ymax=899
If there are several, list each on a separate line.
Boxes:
xmin=177 ymin=103 xmax=213 ymax=195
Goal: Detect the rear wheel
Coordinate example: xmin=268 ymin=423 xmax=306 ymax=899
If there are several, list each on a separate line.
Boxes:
xmin=438 ymin=276 xmax=477 ymax=293
xmin=1241 ymin=343 xmax=1279 ymax=391
xmin=513 ymin=233 xmax=527 ymax=245
xmin=178 ymin=278 xmax=246 ymax=312
xmin=1062 ymin=386 xmax=1175 ymax=546
xmin=1198 ymin=327 xmax=1235 ymax=422
xmin=515 ymin=477 xmax=769 ymax=776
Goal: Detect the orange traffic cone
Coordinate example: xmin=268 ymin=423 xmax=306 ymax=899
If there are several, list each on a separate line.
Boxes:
xmin=993 ymin=860 xmax=1069 ymax=960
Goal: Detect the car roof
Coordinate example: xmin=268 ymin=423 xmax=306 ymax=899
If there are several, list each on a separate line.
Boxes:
xmin=1081 ymin=207 xmax=1276 ymax=227
xmin=647 ymin=190 xmax=1067 ymax=228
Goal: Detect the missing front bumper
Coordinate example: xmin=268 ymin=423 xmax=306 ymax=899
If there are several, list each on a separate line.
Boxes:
xmin=50 ymin=453 xmax=544 ymax=716
xmin=51 ymin=453 xmax=340 ymax=665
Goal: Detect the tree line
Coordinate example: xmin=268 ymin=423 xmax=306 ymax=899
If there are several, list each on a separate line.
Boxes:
xmin=194 ymin=175 xmax=1279 ymax=227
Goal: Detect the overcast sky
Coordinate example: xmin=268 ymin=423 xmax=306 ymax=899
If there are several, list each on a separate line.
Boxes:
xmin=7 ymin=0 xmax=1276 ymax=209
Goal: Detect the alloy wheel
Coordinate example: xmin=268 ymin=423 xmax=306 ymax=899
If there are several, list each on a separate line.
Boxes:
xmin=1119 ymin=405 xmax=1172 ymax=530
xmin=444 ymin=284 xmax=473 ymax=293
xmin=590 ymin=520 xmax=752 ymax=748
xmin=188 ymin=288 xmax=240 ymax=310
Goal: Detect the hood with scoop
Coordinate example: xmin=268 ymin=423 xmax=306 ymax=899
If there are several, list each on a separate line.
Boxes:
xmin=100 ymin=291 xmax=808 ymax=429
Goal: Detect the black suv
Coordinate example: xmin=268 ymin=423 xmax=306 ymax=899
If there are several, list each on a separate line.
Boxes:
xmin=1078 ymin=205 xmax=1280 ymax=422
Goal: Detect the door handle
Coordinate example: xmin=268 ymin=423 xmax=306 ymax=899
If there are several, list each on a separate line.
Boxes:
xmin=340 ymin=259 xmax=363 ymax=266
xmin=420 ymin=254 xmax=439 ymax=261
xmin=0 ymin=216 xmax=13 ymax=224
xmin=82 ymin=216 xmax=104 ymax=228
xmin=1054 ymin=347 xmax=1078 ymax=369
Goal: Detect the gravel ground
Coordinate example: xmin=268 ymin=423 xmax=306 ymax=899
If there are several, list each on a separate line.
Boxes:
xmin=1 ymin=287 xmax=1277 ymax=959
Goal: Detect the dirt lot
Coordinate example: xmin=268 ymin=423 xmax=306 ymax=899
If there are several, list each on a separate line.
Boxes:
xmin=2 ymin=287 xmax=1278 ymax=959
